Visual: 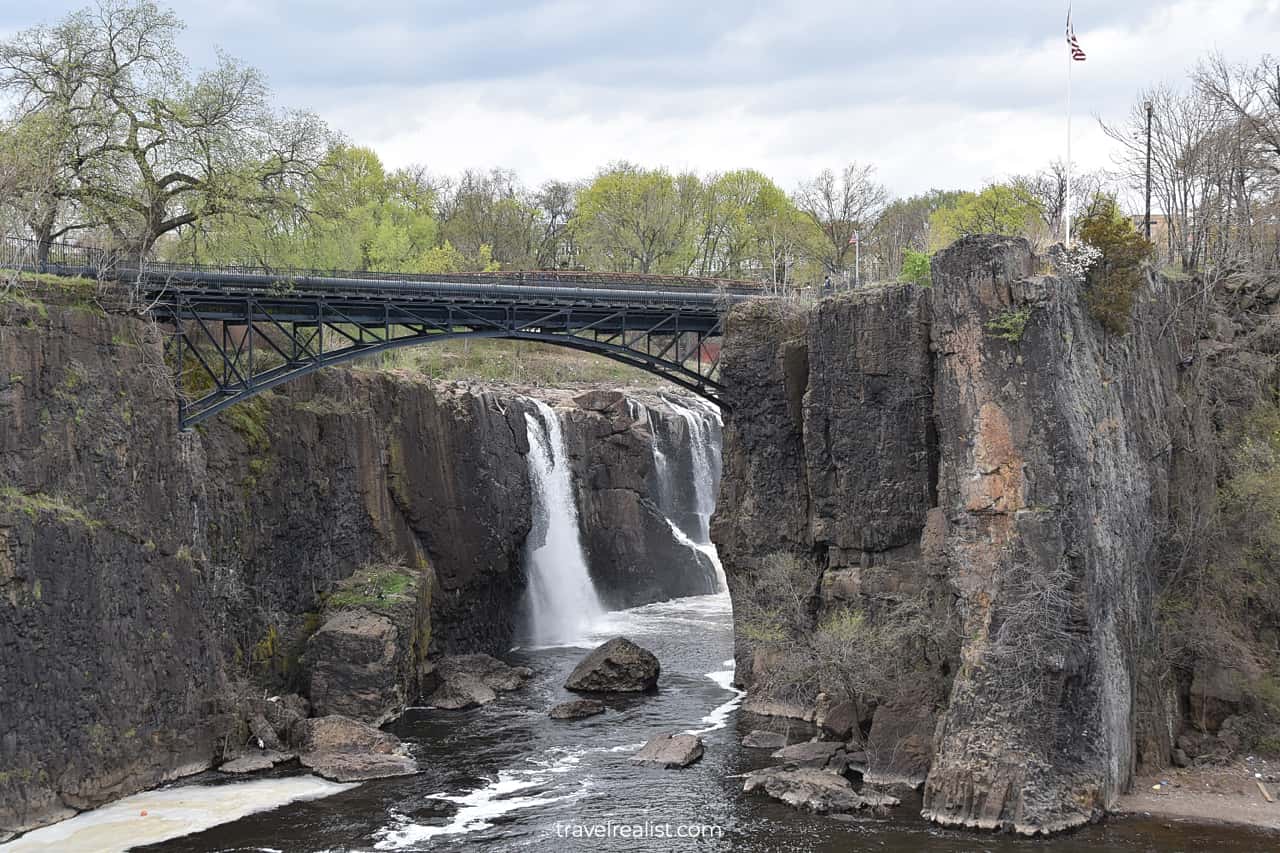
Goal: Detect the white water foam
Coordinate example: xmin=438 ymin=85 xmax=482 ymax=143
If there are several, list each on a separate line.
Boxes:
xmin=685 ymin=659 xmax=745 ymax=736
xmin=666 ymin=518 xmax=728 ymax=591
xmin=373 ymin=770 xmax=586 ymax=848
xmin=520 ymin=399 xmax=605 ymax=645
xmin=0 ymin=777 xmax=354 ymax=853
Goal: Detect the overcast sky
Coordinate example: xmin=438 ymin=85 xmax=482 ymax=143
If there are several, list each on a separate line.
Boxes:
xmin=2 ymin=1 xmax=1279 ymax=197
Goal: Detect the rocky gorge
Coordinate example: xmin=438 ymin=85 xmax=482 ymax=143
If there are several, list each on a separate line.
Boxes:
xmin=0 ymin=286 xmax=724 ymax=841
xmin=2 ymin=233 xmax=1278 ymax=847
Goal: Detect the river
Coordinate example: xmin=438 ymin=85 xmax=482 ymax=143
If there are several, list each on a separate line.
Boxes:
xmin=63 ymin=592 xmax=1260 ymax=852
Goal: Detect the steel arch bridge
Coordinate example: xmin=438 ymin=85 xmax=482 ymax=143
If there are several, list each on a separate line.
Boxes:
xmin=19 ymin=240 xmax=762 ymax=429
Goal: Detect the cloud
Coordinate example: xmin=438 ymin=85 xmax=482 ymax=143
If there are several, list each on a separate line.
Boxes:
xmin=3 ymin=0 xmax=1279 ymax=195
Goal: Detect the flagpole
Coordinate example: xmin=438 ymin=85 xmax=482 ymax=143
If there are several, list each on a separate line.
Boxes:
xmin=1065 ymin=7 xmax=1073 ymax=248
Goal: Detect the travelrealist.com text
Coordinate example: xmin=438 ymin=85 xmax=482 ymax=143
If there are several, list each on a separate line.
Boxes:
xmin=553 ymin=820 xmax=725 ymax=839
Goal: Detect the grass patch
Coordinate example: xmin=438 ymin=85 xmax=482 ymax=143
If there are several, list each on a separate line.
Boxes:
xmin=225 ymin=393 xmax=273 ymax=453
xmin=326 ymin=563 xmax=420 ymax=611
xmin=357 ymin=338 xmax=662 ymax=387
xmin=0 ymin=486 xmax=101 ymax=530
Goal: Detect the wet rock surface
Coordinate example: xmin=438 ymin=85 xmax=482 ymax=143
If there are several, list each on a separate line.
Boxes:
xmin=631 ymin=733 xmax=704 ymax=768
xmin=564 ymin=637 xmax=660 ymax=693
xmin=561 ymin=389 xmax=721 ymax=608
xmin=548 ymin=699 xmax=606 ymax=720
xmin=741 ymin=730 xmax=789 ymax=749
xmin=219 ymin=751 xmax=294 ymax=774
xmin=771 ymin=740 xmax=848 ymax=770
xmin=743 ymin=768 xmax=899 ymax=814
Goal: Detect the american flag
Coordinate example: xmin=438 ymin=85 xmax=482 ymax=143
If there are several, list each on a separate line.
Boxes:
xmin=847 ymin=230 xmax=859 ymax=246
xmin=1067 ymin=11 xmax=1086 ymax=61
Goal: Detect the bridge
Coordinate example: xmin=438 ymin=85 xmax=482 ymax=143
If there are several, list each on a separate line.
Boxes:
xmin=11 ymin=239 xmax=764 ymax=428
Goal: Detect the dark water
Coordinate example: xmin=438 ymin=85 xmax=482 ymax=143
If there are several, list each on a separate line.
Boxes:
xmin=141 ymin=594 xmax=1274 ymax=853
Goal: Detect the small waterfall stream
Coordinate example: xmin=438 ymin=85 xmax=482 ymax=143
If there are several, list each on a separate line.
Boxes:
xmin=633 ymin=395 xmax=727 ymax=592
xmin=519 ymin=400 xmax=605 ymax=645
xmin=662 ymin=396 xmax=722 ymax=544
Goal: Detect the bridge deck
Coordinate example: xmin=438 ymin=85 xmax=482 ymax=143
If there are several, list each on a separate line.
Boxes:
xmin=8 ymin=238 xmax=769 ymax=426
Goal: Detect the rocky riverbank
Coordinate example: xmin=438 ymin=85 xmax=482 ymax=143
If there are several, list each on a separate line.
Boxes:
xmin=0 ymin=284 xmax=723 ymax=840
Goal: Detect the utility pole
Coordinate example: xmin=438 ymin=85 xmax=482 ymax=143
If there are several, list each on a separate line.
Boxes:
xmin=1144 ymin=100 xmax=1153 ymax=242
xmin=854 ymin=230 xmax=860 ymax=288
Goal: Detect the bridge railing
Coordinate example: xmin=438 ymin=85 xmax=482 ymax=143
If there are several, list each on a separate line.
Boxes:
xmin=2 ymin=235 xmax=764 ymax=297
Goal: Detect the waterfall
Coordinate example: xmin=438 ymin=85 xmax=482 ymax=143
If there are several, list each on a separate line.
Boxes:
xmin=644 ymin=395 xmax=727 ymax=592
xmin=520 ymin=400 xmax=604 ymax=645
xmin=662 ymin=396 xmax=721 ymax=545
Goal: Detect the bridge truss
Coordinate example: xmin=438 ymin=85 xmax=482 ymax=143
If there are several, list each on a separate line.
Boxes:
xmin=157 ymin=281 xmax=732 ymax=428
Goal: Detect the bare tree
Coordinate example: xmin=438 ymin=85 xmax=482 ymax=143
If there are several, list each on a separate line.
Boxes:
xmin=532 ymin=179 xmax=578 ymax=269
xmin=1011 ymin=160 xmax=1109 ymax=245
xmin=794 ymin=163 xmax=888 ymax=274
xmin=0 ymin=1 xmax=332 ymax=264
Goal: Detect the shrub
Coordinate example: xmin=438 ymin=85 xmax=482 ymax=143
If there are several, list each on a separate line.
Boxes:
xmin=1077 ymin=197 xmax=1153 ymax=334
xmin=900 ymin=250 xmax=931 ymax=286
xmin=985 ymin=309 xmax=1030 ymax=343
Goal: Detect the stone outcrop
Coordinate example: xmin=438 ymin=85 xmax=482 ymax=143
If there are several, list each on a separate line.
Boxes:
xmin=304 ymin=564 xmax=432 ymax=725
xmin=293 ymin=715 xmax=417 ymax=782
xmin=426 ymin=654 xmax=532 ymax=710
xmin=742 ymin=730 xmax=789 ymax=749
xmin=713 ymin=235 xmax=1261 ymax=835
xmin=564 ymin=637 xmax=660 ymax=693
xmin=219 ymin=751 xmax=294 ymax=774
xmin=631 ymin=733 xmax=704 ymax=768
xmin=771 ymin=740 xmax=848 ymax=770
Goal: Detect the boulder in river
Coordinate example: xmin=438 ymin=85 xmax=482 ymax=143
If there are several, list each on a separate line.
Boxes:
xmin=743 ymin=767 xmax=900 ymax=814
xmin=564 ymin=637 xmax=660 ymax=693
xmin=293 ymin=715 xmax=417 ymax=782
xmin=427 ymin=654 xmax=534 ymax=710
xmin=742 ymin=730 xmax=789 ymax=749
xmin=549 ymin=699 xmax=607 ymax=720
xmin=631 ymin=733 xmax=704 ymax=768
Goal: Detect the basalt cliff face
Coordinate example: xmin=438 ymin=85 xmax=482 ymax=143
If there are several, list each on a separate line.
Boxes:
xmin=714 ymin=235 xmax=1279 ymax=834
xmin=0 ymin=292 xmax=719 ymax=839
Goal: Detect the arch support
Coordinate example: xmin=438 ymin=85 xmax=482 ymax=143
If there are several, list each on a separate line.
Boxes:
xmin=157 ymin=293 xmax=727 ymax=428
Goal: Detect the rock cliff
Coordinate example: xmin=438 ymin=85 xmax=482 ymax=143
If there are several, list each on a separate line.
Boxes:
xmin=714 ymin=235 xmax=1277 ymax=834
xmin=0 ymin=289 xmax=721 ymax=839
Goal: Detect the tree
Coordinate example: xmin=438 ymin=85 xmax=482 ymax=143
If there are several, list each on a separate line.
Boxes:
xmin=1010 ymin=160 xmax=1109 ymax=247
xmin=0 ymin=0 xmax=332 ymax=262
xmin=1101 ymin=83 xmax=1248 ymax=271
xmin=572 ymin=163 xmax=697 ymax=274
xmin=1077 ymin=197 xmax=1153 ymax=334
xmin=870 ymin=190 xmax=966 ymax=279
xmin=794 ymin=163 xmax=888 ymax=273
xmin=531 ymin=179 xmax=578 ymax=269
xmin=0 ymin=112 xmax=78 ymax=260
xmin=929 ymin=183 xmax=1042 ymax=250
xmin=899 ymin=249 xmax=931 ymax=286
xmin=439 ymin=168 xmax=537 ymax=268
